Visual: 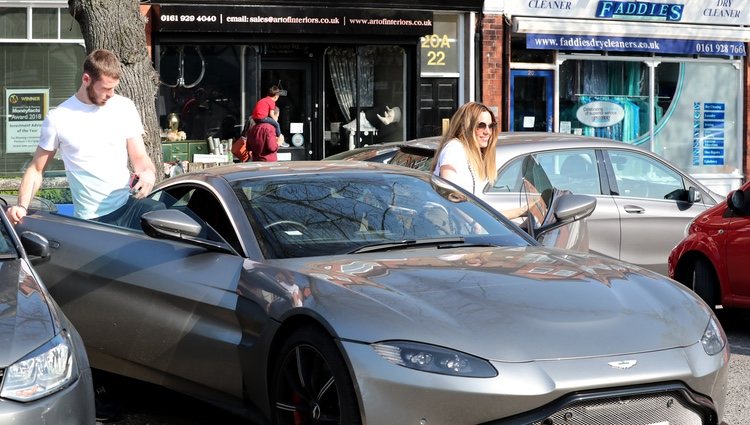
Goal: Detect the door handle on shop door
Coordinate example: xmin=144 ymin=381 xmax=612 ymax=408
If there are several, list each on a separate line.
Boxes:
xmin=623 ymin=205 xmax=645 ymax=214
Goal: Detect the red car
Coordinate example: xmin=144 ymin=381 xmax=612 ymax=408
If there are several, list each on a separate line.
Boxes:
xmin=669 ymin=180 xmax=750 ymax=309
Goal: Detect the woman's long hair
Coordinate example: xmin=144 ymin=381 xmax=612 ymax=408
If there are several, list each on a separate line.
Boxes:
xmin=430 ymin=102 xmax=498 ymax=184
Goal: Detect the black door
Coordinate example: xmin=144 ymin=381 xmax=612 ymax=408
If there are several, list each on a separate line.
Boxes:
xmin=261 ymin=61 xmax=314 ymax=160
xmin=418 ymin=78 xmax=458 ymax=138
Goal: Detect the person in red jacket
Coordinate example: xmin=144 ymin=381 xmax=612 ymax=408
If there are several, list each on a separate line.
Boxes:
xmin=247 ymin=107 xmax=280 ymax=162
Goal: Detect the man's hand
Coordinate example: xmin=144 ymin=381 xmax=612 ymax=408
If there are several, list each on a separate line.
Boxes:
xmin=7 ymin=205 xmax=28 ymax=225
xmin=130 ymin=169 xmax=156 ymax=199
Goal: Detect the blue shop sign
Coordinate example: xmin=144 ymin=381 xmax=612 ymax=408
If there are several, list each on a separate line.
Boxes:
xmin=527 ymin=34 xmax=746 ymax=56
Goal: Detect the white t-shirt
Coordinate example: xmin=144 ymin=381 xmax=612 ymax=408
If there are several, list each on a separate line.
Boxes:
xmin=38 ymin=94 xmax=144 ymax=219
xmin=433 ymin=138 xmax=486 ymax=195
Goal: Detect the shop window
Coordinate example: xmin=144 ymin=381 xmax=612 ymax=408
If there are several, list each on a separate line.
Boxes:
xmin=61 ymin=8 xmax=83 ymax=40
xmin=559 ymin=60 xmax=650 ymax=143
xmin=324 ymin=46 xmax=406 ymax=157
xmin=653 ymin=61 xmax=740 ymax=177
xmin=32 ymin=9 xmax=57 ymax=39
xmin=1 ymin=8 xmax=27 ymax=38
xmin=157 ymin=45 xmax=245 ymax=143
xmin=0 ymin=44 xmax=86 ymax=177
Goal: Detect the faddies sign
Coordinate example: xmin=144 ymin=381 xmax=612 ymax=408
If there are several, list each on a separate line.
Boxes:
xmin=507 ymin=0 xmax=748 ymax=25
xmin=155 ymin=5 xmax=433 ymax=36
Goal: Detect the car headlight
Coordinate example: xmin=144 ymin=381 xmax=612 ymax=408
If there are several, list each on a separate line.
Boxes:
xmin=0 ymin=332 xmax=78 ymax=402
xmin=701 ymin=316 xmax=727 ymax=356
xmin=683 ymin=218 xmax=697 ymax=238
xmin=372 ymin=341 xmax=497 ymax=377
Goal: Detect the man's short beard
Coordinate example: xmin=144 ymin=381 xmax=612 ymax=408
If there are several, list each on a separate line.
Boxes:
xmin=86 ymin=83 xmax=107 ymax=106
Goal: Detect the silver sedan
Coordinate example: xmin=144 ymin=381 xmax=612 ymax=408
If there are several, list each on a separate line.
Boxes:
xmin=387 ymin=133 xmax=723 ymax=275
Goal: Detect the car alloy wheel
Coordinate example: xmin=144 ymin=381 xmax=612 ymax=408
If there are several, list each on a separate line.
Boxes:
xmin=272 ymin=326 xmax=361 ymax=425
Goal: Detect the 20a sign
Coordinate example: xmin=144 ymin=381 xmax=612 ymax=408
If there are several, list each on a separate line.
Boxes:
xmin=421 ymin=34 xmax=451 ymax=66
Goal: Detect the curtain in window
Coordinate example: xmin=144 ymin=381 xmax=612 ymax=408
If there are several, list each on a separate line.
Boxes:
xmin=327 ymin=47 xmax=376 ymax=122
xmin=327 ymin=48 xmax=356 ymax=122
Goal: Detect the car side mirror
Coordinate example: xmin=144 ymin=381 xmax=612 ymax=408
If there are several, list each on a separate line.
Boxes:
xmin=688 ymin=187 xmax=702 ymax=203
xmin=141 ymin=209 xmax=233 ymax=253
xmin=20 ymin=231 xmax=50 ymax=265
xmin=727 ymin=189 xmax=745 ymax=214
xmin=535 ymin=194 xmax=597 ymax=237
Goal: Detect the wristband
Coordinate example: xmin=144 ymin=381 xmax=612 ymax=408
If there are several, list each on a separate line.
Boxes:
xmin=16 ymin=204 xmax=27 ymax=213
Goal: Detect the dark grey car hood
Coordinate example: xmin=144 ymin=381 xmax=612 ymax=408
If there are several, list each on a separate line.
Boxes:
xmin=0 ymin=259 xmax=56 ymax=367
xmin=288 ymin=246 xmax=710 ymax=362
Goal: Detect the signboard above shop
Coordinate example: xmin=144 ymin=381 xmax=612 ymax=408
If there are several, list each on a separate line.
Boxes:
xmin=504 ymin=0 xmax=749 ymax=26
xmin=154 ymin=0 xmax=483 ymax=11
xmin=156 ymin=5 xmax=433 ymax=36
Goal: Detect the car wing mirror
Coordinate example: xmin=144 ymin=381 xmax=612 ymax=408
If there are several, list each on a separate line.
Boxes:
xmin=688 ymin=187 xmax=703 ymax=203
xmin=535 ymin=194 xmax=597 ymax=237
xmin=20 ymin=231 xmax=50 ymax=265
xmin=727 ymin=189 xmax=745 ymax=214
xmin=141 ymin=209 xmax=233 ymax=253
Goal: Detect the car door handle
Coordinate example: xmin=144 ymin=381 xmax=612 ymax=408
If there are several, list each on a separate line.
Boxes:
xmin=623 ymin=205 xmax=645 ymax=214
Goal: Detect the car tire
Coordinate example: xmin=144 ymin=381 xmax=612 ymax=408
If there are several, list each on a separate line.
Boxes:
xmin=271 ymin=325 xmax=361 ymax=425
xmin=692 ymin=259 xmax=719 ymax=308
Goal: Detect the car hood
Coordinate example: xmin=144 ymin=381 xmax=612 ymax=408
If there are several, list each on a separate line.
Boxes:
xmin=0 ymin=259 xmax=56 ymax=367
xmin=282 ymin=246 xmax=710 ymax=362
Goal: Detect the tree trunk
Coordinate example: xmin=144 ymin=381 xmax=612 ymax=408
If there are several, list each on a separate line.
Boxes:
xmin=68 ymin=0 xmax=163 ymax=180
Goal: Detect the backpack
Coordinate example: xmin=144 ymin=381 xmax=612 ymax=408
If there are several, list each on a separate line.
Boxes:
xmin=231 ymin=134 xmax=251 ymax=162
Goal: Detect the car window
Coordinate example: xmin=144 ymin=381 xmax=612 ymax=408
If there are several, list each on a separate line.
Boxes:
xmin=490 ymin=149 xmax=601 ymax=196
xmin=607 ymin=150 xmax=684 ymax=200
xmin=0 ymin=219 xmax=16 ymax=257
xmin=234 ymin=173 xmax=531 ymax=259
xmin=149 ymin=185 xmax=241 ymax=252
xmin=389 ymin=148 xmax=433 ymax=171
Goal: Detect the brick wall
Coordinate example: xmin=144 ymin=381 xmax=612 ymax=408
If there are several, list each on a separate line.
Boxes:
xmin=481 ymin=14 xmax=505 ymax=127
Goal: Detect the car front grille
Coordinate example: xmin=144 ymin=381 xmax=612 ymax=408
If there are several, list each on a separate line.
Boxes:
xmin=483 ymin=383 xmax=718 ymax=425
xmin=530 ymin=391 xmax=703 ymax=425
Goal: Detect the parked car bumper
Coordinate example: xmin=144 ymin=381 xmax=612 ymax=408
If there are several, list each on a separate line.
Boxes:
xmin=0 ymin=327 xmax=95 ymax=425
xmin=343 ymin=339 xmax=728 ymax=425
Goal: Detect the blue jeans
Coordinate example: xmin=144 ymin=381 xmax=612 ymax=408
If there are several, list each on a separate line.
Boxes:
xmin=92 ymin=196 xmax=166 ymax=230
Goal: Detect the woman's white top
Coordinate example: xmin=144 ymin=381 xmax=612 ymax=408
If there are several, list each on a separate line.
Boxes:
xmin=433 ymin=138 xmax=486 ymax=195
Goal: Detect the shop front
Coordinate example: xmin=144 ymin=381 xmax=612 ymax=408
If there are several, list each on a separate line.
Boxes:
xmin=152 ymin=1 xmax=480 ymax=161
xmin=499 ymin=0 xmax=749 ymax=194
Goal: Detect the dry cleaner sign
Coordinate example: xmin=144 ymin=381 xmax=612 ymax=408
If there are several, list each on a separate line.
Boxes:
xmin=576 ymin=101 xmax=625 ymax=127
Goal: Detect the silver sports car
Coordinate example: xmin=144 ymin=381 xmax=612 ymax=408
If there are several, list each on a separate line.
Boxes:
xmin=18 ymin=162 xmax=728 ymax=424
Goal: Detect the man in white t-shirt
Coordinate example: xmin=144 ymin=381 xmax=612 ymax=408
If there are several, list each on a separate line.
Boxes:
xmin=7 ymin=49 xmax=160 ymax=228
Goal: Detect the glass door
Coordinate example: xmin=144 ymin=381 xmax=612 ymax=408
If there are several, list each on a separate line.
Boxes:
xmin=510 ymin=69 xmax=553 ymax=132
xmin=261 ymin=61 xmax=313 ymax=160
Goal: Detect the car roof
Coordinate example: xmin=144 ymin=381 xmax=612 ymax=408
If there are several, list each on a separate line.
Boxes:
xmin=402 ymin=132 xmax=652 ymax=152
xmin=164 ymin=160 xmax=430 ymax=184
xmin=398 ymin=132 xmax=722 ymax=202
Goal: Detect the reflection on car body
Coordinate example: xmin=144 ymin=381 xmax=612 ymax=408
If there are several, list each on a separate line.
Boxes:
xmin=17 ymin=162 xmax=728 ymax=425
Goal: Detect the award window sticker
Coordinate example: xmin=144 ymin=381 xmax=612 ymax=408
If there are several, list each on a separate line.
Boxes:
xmin=5 ymin=88 xmax=49 ymax=154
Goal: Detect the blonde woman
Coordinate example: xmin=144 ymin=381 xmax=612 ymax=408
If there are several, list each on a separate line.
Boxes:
xmin=431 ymin=102 xmax=528 ymax=219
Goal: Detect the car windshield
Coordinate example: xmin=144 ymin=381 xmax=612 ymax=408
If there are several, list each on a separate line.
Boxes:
xmin=234 ymin=173 xmax=532 ymax=259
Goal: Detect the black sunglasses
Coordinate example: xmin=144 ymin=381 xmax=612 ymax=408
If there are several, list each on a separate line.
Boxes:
xmin=476 ymin=121 xmax=497 ymax=130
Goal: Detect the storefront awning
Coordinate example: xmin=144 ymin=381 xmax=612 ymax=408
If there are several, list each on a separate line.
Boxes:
xmin=512 ymin=16 xmax=750 ymax=43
